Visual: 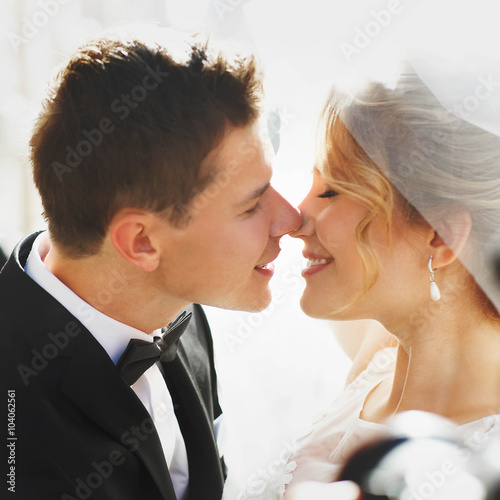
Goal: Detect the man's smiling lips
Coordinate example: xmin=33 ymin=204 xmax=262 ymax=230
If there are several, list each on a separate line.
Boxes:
xmin=302 ymin=251 xmax=334 ymax=277
xmin=254 ymin=262 xmax=275 ymax=276
xmin=254 ymin=252 xmax=280 ymax=275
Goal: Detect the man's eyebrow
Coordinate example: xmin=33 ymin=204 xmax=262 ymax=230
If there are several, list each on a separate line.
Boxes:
xmin=235 ymin=182 xmax=271 ymax=207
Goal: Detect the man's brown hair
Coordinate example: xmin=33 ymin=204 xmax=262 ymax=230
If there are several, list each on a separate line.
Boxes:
xmin=31 ymin=33 xmax=262 ymax=256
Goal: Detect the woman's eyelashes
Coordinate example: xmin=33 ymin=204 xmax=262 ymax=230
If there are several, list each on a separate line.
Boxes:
xmin=318 ymin=189 xmax=338 ymax=199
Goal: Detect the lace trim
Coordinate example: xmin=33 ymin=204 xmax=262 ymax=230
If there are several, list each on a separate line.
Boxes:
xmin=238 ymin=348 xmax=398 ymax=499
xmin=239 ymin=447 xmax=296 ymax=500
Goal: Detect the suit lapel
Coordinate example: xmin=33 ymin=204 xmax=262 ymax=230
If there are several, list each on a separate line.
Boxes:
xmin=3 ymin=234 xmax=176 ymax=500
xmin=163 ymin=342 xmax=224 ymax=500
xmin=60 ymin=335 xmax=177 ymax=500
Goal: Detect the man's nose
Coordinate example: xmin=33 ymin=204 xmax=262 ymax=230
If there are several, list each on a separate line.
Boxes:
xmin=288 ymin=195 xmax=316 ymax=239
xmin=269 ymin=189 xmax=302 ymax=238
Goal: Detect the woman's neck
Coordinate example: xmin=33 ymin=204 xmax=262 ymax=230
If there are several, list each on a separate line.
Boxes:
xmin=363 ymin=302 xmax=500 ymax=425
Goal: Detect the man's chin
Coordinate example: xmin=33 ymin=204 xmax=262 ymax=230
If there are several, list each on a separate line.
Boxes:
xmin=225 ymin=289 xmax=272 ymax=313
xmin=197 ymin=284 xmax=272 ymax=313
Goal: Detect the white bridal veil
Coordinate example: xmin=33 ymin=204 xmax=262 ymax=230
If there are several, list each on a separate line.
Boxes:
xmin=329 ymin=48 xmax=500 ymax=315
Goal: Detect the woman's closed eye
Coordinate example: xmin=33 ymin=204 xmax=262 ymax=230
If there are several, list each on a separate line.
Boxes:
xmin=318 ymin=189 xmax=338 ymax=199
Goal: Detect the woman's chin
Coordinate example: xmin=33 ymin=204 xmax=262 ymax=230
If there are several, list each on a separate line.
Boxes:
xmin=299 ymin=293 xmax=329 ymax=319
xmin=300 ymin=291 xmax=355 ymax=321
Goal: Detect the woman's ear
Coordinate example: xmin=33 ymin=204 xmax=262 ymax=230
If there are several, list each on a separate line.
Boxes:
xmin=109 ymin=210 xmax=160 ymax=272
xmin=429 ymin=211 xmax=472 ymax=268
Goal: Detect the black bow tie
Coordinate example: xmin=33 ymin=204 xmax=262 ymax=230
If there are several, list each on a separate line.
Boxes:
xmin=117 ymin=311 xmax=192 ymax=386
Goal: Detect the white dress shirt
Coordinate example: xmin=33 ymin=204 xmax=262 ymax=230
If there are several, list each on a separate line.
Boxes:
xmin=24 ymin=232 xmax=189 ymax=500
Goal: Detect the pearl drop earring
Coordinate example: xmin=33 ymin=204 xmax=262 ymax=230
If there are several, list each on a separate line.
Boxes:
xmin=428 ymin=255 xmax=441 ymax=301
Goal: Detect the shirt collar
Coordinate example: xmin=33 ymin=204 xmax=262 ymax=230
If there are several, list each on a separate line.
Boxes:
xmin=24 ymin=231 xmax=155 ymax=365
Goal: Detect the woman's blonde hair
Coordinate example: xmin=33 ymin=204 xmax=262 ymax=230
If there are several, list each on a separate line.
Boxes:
xmin=317 ymin=68 xmax=500 ymax=313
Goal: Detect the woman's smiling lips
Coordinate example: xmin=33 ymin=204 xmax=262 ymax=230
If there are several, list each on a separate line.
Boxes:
xmin=302 ymin=251 xmax=334 ymax=277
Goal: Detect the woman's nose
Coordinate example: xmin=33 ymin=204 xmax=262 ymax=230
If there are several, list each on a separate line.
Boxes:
xmin=289 ymin=209 xmax=314 ymax=238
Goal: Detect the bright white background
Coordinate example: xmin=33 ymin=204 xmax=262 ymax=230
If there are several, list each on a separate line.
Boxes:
xmin=1 ymin=0 xmax=498 ymax=496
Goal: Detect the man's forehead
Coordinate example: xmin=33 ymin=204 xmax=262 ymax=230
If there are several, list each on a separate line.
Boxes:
xmin=201 ymin=123 xmax=272 ymax=175
xmin=219 ymin=124 xmax=265 ymax=158
xmin=234 ymin=181 xmax=271 ymax=208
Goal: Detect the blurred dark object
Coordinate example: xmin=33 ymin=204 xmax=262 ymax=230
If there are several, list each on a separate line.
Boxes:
xmin=494 ymin=252 xmax=500 ymax=284
xmin=339 ymin=411 xmax=500 ymax=499
xmin=489 ymin=231 xmax=500 ymax=285
xmin=482 ymin=232 xmax=500 ymax=315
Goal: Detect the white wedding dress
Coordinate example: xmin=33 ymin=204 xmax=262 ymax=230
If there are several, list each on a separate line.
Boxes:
xmin=238 ymin=347 xmax=500 ymax=500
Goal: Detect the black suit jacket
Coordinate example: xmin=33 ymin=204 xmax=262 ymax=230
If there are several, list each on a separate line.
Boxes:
xmin=0 ymin=233 xmax=224 ymax=500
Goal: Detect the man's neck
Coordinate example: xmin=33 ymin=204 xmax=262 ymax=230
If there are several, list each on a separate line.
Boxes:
xmin=44 ymin=242 xmax=189 ymax=334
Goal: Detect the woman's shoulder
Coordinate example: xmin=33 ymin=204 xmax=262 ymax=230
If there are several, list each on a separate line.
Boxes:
xmin=340 ymin=322 xmax=398 ymax=387
xmin=346 ymin=346 xmax=397 ymax=390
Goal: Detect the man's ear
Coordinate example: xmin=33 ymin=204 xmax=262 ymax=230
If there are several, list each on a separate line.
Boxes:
xmin=109 ymin=211 xmax=160 ymax=272
xmin=428 ymin=211 xmax=472 ymax=268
